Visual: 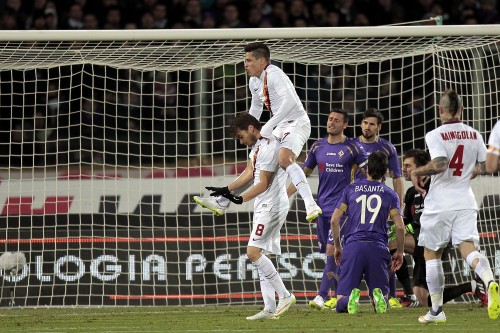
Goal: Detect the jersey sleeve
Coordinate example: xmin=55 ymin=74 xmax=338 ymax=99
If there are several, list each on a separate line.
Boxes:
xmin=248 ymin=78 xmax=263 ymax=120
xmin=303 ymin=141 xmax=320 ymax=170
xmin=387 ymin=143 xmax=402 ymax=178
xmin=488 ymin=120 xmax=500 ymax=155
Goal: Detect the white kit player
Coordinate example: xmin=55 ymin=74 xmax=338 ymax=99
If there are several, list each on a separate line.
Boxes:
xmin=194 ymin=113 xmax=295 ymax=320
xmin=411 ymin=89 xmax=500 ymax=324
xmin=244 ymin=42 xmax=321 ymax=222
xmin=486 ymin=119 xmax=500 ymax=173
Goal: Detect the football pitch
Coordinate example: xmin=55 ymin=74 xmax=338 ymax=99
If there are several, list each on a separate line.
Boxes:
xmin=0 ymin=303 xmax=496 ymax=332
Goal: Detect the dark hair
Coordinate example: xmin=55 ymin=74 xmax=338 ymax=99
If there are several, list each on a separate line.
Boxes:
xmin=362 ymin=108 xmax=384 ymax=125
xmin=440 ymin=89 xmax=462 ymax=117
xmin=229 ymin=113 xmax=262 ymax=138
xmin=244 ymin=42 xmax=270 ymax=61
xmin=403 ymin=149 xmax=430 ymax=167
xmin=367 ymin=151 xmax=388 ymax=180
xmin=330 ymin=108 xmax=350 ymax=124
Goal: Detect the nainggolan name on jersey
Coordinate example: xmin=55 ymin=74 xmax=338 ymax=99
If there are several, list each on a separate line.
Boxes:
xmin=440 ymin=130 xmax=478 ymax=141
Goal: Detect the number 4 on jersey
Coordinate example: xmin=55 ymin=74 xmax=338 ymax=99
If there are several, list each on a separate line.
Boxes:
xmin=449 ymin=144 xmax=464 ymax=176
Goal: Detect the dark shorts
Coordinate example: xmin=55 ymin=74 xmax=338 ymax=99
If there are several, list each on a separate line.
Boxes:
xmin=336 ymin=241 xmax=391 ymax=297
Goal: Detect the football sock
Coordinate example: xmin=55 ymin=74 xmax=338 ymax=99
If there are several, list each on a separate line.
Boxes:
xmin=336 ymin=296 xmax=348 ymax=313
xmin=395 ymin=257 xmax=413 ymax=296
xmin=318 ymin=256 xmax=337 ymax=300
xmin=285 ymin=163 xmax=314 ymax=207
xmin=258 ymin=268 xmax=276 ymax=313
xmin=389 ymin=272 xmax=397 ymax=298
xmin=426 ymin=259 xmax=444 ymax=312
xmin=427 ymin=283 xmax=473 ymax=305
xmin=253 ymin=255 xmax=289 ymax=298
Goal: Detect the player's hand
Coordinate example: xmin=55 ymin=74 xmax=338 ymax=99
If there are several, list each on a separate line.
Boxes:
xmin=205 ymin=186 xmax=230 ymax=197
xmin=222 ymin=193 xmax=243 ymax=204
xmin=334 ymin=246 xmax=342 ymax=266
xmin=390 ymin=251 xmax=404 ymax=272
xmin=410 ymin=171 xmax=427 ymax=196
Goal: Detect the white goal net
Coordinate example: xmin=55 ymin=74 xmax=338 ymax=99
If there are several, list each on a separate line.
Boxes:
xmin=0 ymin=26 xmax=498 ymax=306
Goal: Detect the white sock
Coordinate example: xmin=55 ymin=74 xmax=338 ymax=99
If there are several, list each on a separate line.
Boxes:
xmin=253 ymin=255 xmax=289 ymax=298
xmin=426 ymin=259 xmax=444 ymax=312
xmin=258 ymin=268 xmax=276 ymax=313
xmin=285 ymin=163 xmax=314 ymax=207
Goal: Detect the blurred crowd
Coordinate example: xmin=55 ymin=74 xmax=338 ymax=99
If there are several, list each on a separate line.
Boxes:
xmin=1 ymin=0 xmax=499 ymax=31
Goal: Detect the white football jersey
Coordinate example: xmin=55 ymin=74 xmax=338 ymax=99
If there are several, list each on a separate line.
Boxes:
xmin=488 ymin=119 xmax=500 ymax=155
xmin=424 ymin=120 xmax=487 ymax=213
xmin=248 ymin=64 xmax=308 ymax=138
xmin=249 ymin=136 xmax=288 ymax=212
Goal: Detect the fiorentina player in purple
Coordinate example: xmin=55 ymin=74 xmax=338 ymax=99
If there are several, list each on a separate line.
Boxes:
xmin=287 ymin=109 xmax=368 ymax=310
xmin=354 ymin=108 xmax=406 ymax=308
xmin=332 ymin=152 xmax=405 ymax=314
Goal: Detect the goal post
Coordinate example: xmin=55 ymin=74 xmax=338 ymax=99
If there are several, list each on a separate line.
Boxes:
xmin=0 ymin=25 xmax=499 ymax=307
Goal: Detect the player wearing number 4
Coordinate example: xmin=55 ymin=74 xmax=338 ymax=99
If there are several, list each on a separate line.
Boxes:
xmin=411 ymin=89 xmax=500 ymax=324
xmin=331 ymin=152 xmax=405 ymax=314
xmin=243 ymin=42 xmax=322 ymax=223
xmin=194 ymin=113 xmax=295 ymax=320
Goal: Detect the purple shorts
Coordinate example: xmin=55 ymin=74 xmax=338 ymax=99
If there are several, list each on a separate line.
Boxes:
xmin=336 ymin=241 xmax=391 ymax=297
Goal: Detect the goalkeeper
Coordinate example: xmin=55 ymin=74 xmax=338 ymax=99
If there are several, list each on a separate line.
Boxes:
xmin=194 ymin=113 xmax=295 ymax=320
xmin=388 ymin=149 xmax=486 ymax=308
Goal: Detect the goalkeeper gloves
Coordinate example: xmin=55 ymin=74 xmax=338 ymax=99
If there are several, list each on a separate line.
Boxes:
xmin=205 ymin=186 xmax=230 ymax=197
xmin=388 ymin=224 xmax=414 ymax=241
xmin=222 ymin=193 xmax=243 ymax=204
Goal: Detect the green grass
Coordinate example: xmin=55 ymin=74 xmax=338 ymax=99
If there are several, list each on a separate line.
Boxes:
xmin=0 ymin=303 xmax=496 ymax=333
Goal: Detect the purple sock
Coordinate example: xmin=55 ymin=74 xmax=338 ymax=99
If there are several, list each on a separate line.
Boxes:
xmin=318 ymin=256 xmax=338 ymax=299
xmin=389 ymin=272 xmax=397 ymax=298
xmin=336 ymin=296 xmax=348 ymax=313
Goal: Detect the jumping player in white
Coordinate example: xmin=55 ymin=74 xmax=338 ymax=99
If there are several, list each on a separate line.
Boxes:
xmin=244 ymin=42 xmax=321 ymax=222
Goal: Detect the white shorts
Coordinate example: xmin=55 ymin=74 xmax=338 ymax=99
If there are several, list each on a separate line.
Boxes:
xmin=272 ymin=117 xmax=311 ymax=157
xmin=248 ymin=209 xmax=288 ymax=256
xmin=418 ymin=209 xmax=479 ymax=251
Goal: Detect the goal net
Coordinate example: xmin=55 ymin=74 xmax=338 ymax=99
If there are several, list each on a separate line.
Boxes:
xmin=0 ymin=25 xmax=498 ymax=307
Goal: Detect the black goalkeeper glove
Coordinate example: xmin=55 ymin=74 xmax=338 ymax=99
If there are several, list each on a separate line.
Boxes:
xmin=205 ymin=186 xmax=230 ymax=197
xmin=222 ymin=193 xmax=243 ymax=204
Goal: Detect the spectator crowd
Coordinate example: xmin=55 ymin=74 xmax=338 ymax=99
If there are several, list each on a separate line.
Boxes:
xmin=1 ymin=0 xmax=499 ymax=31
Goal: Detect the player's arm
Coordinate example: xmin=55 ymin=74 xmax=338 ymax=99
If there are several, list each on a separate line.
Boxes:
xmin=486 ymin=145 xmax=499 ymax=173
xmin=392 ymin=176 xmax=404 ymax=209
xmin=287 ymin=166 xmax=313 ymax=197
xmin=227 ymin=159 xmax=254 ymax=192
xmin=390 ymin=209 xmax=405 ymax=272
xmin=410 ymin=156 xmax=448 ymax=195
xmin=239 ymin=169 xmax=274 ymax=203
xmin=472 ymin=161 xmax=487 ymax=179
xmin=331 ymin=205 xmax=346 ymax=266
xmin=248 ymin=79 xmax=264 ymax=120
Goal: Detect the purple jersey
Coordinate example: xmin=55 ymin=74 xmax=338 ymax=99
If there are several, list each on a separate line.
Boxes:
xmin=354 ymin=136 xmax=402 ymax=180
xmin=303 ymin=137 xmax=368 ymax=215
xmin=335 ymin=179 xmax=400 ymax=248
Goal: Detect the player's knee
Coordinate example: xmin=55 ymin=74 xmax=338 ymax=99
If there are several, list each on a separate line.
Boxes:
xmin=246 ymin=247 xmax=261 ymax=262
xmin=278 ymin=148 xmax=295 ymax=168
